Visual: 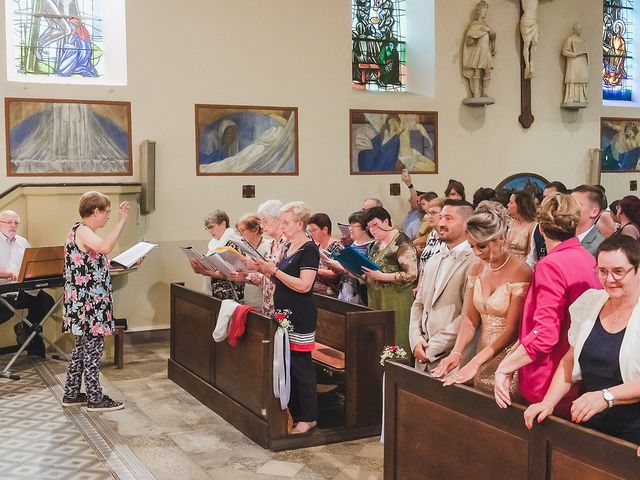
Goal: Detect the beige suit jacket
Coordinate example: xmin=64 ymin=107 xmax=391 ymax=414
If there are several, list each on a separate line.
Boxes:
xmin=409 ymin=246 xmax=476 ymax=372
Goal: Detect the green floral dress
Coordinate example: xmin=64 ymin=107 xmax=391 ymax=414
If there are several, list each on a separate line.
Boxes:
xmin=367 ymin=231 xmax=417 ymax=353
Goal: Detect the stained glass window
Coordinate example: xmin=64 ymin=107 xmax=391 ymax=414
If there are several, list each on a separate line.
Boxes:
xmin=5 ymin=0 xmax=127 ymax=85
xmin=352 ymin=0 xmax=407 ymax=92
xmin=603 ymin=0 xmax=634 ymax=101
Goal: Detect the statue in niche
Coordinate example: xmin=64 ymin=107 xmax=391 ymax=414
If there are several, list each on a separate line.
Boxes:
xmin=462 ymin=0 xmax=496 ymax=106
xmin=520 ymin=0 xmax=538 ymax=79
xmin=561 ymin=23 xmax=589 ymax=109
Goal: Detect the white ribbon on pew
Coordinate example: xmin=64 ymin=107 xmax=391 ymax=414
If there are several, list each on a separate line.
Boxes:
xmin=273 ymin=327 xmax=291 ymax=410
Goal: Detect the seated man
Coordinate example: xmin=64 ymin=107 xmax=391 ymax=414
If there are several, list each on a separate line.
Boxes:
xmin=0 ymin=210 xmax=55 ymax=358
xmin=409 ymin=200 xmax=475 ymax=372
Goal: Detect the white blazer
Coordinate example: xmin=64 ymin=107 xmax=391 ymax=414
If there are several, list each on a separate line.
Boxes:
xmin=568 ymin=288 xmax=640 ymax=383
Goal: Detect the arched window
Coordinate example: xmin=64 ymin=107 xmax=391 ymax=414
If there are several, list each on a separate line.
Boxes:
xmin=6 ymin=0 xmax=127 ymax=85
xmin=352 ymin=0 xmax=407 ymax=92
xmin=603 ymin=0 xmax=634 ymax=101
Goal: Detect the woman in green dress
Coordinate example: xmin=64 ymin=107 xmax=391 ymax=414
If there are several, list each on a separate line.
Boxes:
xmin=362 ymin=207 xmax=418 ymax=353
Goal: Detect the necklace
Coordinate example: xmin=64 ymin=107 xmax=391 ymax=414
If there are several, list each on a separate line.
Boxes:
xmin=490 ymin=253 xmax=511 ymax=272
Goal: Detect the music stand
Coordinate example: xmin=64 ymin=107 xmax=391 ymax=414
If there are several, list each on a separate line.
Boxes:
xmin=0 ymin=246 xmax=66 ymax=380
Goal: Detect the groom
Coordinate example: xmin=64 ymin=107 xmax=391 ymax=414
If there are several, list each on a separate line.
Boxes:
xmin=409 ymin=200 xmax=476 ymax=373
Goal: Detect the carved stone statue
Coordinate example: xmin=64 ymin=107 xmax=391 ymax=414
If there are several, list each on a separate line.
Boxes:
xmin=561 ymin=23 xmax=588 ymax=109
xmin=520 ymin=0 xmax=539 ymax=79
xmin=462 ymin=1 xmax=496 ymax=106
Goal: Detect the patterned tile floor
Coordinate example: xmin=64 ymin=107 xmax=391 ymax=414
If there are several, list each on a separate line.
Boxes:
xmin=0 ymin=343 xmax=384 ymax=479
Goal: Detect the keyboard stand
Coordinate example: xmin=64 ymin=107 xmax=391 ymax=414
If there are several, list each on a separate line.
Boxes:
xmin=0 ymin=277 xmax=66 ymax=381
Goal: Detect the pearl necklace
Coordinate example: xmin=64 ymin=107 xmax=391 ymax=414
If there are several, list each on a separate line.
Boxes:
xmin=490 ymin=253 xmax=511 ymax=272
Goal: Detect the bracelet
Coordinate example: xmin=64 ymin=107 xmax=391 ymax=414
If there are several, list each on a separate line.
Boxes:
xmin=407 ymin=183 xmax=414 ymax=189
xmin=451 ymin=351 xmax=462 ymax=358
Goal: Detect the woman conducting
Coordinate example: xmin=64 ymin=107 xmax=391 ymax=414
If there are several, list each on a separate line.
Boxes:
xmin=62 ymin=191 xmax=130 ymax=411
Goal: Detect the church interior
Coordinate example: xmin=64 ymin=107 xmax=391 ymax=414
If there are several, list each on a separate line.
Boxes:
xmin=0 ymin=0 xmax=639 ymax=478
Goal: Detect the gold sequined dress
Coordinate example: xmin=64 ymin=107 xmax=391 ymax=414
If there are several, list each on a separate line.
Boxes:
xmin=470 ymin=275 xmax=529 ymax=395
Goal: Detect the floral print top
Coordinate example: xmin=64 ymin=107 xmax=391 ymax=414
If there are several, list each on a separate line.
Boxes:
xmin=63 ymin=222 xmax=114 ymax=337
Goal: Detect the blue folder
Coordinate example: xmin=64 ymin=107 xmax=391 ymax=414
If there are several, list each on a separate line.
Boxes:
xmin=330 ymin=245 xmax=380 ymax=276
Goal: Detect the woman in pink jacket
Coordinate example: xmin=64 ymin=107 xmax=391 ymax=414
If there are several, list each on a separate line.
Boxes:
xmin=494 ymin=193 xmax=602 ymax=416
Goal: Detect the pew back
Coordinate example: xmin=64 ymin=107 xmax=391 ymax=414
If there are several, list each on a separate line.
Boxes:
xmin=383 ymin=361 xmax=639 ymax=480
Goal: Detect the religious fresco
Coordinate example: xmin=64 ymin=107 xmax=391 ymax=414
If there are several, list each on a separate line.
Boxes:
xmin=603 ymin=0 xmax=634 ymax=101
xmin=352 ymin=0 xmax=407 ymax=92
xmin=601 ymin=117 xmax=640 ymax=172
xmin=196 ymin=105 xmax=298 ymax=176
xmin=350 ymin=110 xmax=437 ymax=175
xmin=5 ymin=98 xmax=132 ymax=176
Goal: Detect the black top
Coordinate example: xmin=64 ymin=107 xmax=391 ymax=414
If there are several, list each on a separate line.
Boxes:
xmin=579 ymin=316 xmax=640 ymax=444
xmin=273 ymin=241 xmax=319 ymax=350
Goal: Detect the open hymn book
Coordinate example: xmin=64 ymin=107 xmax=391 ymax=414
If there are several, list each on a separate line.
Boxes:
xmin=180 ymin=245 xmax=254 ymax=275
xmin=110 ymin=242 xmax=158 ymax=269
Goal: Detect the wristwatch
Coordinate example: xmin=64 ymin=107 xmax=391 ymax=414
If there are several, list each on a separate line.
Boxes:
xmin=602 ymin=388 xmax=615 ymax=408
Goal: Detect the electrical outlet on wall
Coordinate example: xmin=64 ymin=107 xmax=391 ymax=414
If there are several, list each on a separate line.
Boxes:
xmin=390 ymin=183 xmax=401 ymax=196
xmin=631 ymin=180 xmax=637 ymax=192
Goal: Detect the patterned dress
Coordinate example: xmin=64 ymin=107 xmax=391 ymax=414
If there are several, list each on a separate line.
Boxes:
xmin=63 ymin=222 xmax=114 ymax=337
xmin=367 ymin=231 xmax=418 ymax=353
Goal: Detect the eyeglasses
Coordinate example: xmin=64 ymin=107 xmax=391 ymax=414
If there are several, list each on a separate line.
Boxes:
xmin=0 ymin=220 xmax=20 ymax=226
xmin=307 ymin=226 xmax=320 ymax=234
xmin=426 ymin=210 xmax=441 ymax=216
xmin=596 ymin=265 xmax=636 ymax=281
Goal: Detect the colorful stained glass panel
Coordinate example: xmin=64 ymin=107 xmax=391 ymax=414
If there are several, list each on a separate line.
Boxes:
xmin=603 ymin=0 xmax=634 ymax=101
xmin=352 ymin=0 xmax=407 ymax=92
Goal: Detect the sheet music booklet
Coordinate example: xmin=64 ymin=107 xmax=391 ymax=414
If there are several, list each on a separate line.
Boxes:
xmin=180 ymin=245 xmax=254 ymax=275
xmin=110 ymin=242 xmax=157 ymax=269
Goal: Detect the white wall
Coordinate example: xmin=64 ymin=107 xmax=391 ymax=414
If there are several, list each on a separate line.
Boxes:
xmin=0 ymin=0 xmax=637 ymax=329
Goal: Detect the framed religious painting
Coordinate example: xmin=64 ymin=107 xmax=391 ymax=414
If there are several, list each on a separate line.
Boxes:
xmin=5 ymin=98 xmax=132 ymax=176
xmin=600 ymin=117 xmax=640 ymax=172
xmin=350 ymin=109 xmax=437 ymax=175
xmin=195 ymin=104 xmax=298 ymax=176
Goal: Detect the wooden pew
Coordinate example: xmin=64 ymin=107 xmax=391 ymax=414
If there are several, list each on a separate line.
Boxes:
xmin=383 ymin=361 xmax=639 ymax=480
xmin=168 ymin=283 xmax=394 ymax=451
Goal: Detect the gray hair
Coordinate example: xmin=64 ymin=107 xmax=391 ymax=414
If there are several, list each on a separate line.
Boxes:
xmin=257 ymin=199 xmax=283 ymax=219
xmin=204 ymin=209 xmax=229 ymax=228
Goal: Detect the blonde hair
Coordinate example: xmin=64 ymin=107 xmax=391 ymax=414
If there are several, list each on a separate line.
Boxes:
xmin=79 ymin=191 xmax=110 ymax=218
xmin=538 ymin=193 xmax=580 ymax=241
xmin=428 ymin=197 xmax=446 ymax=210
xmin=280 ymin=201 xmax=310 ymax=227
xmin=466 ymin=201 xmax=510 ymax=243
xmin=237 ymin=213 xmax=262 ymax=235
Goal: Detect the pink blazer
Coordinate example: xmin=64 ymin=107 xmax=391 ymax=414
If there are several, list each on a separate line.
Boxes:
xmin=518 ymin=237 xmax=602 ymax=410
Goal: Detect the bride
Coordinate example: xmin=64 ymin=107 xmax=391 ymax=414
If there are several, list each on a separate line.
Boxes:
xmin=432 ymin=201 xmax=531 ymax=395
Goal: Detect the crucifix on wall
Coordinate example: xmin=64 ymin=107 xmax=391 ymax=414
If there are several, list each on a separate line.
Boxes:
xmin=518 ymin=0 xmax=539 ymax=128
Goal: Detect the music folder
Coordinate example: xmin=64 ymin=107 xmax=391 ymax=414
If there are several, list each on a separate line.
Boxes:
xmin=17 ymin=246 xmax=65 ymax=283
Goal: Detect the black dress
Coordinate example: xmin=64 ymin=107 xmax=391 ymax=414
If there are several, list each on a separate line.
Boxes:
xmin=273 ymin=240 xmax=319 ymax=352
xmin=578 ymin=317 xmax=640 ymax=444
xmin=273 ymin=240 xmax=320 ymax=423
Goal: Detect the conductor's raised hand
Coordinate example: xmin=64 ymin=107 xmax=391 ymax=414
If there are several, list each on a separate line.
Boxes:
xmin=118 ymin=201 xmax=131 ymax=222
